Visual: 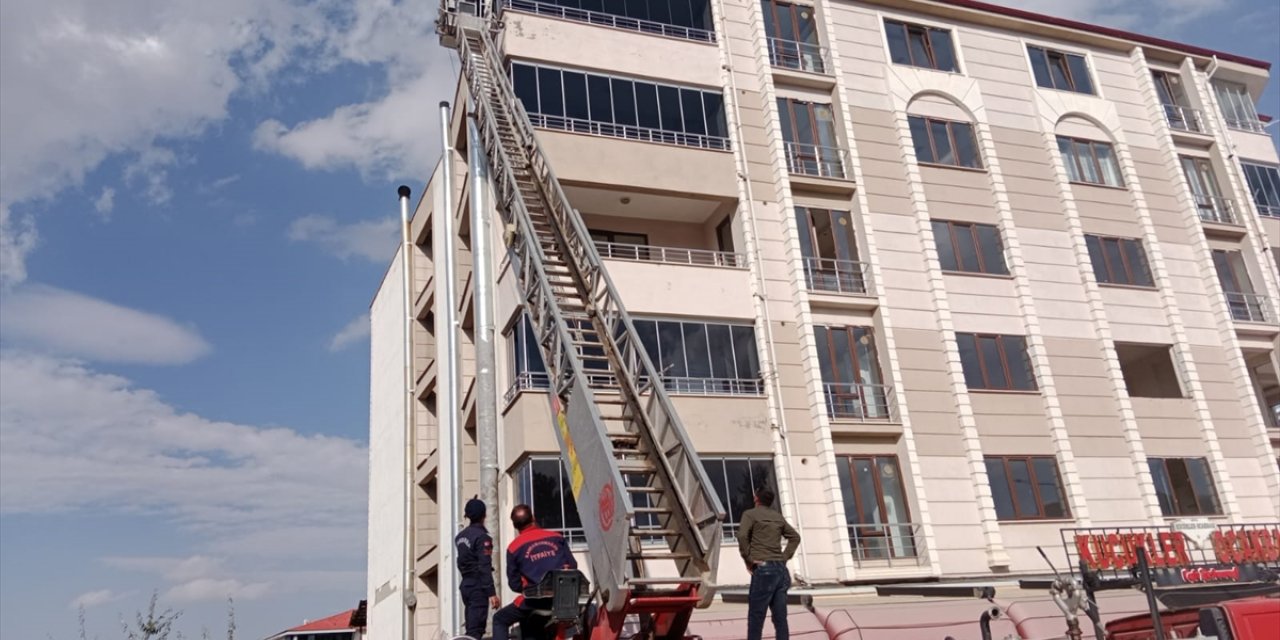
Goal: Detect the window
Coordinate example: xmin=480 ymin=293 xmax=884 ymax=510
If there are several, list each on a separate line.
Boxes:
xmin=1181 ymin=156 xmax=1233 ymax=224
xmin=701 ymin=457 xmax=777 ymax=539
xmin=1027 ymin=46 xmax=1095 ymax=94
xmin=984 ymin=456 xmax=1070 ymax=520
xmin=511 ymin=315 xmax=547 ymax=380
xmin=589 ymin=229 xmax=649 ymax=246
xmin=1152 ymin=71 xmax=1200 ymax=132
xmin=1056 ymin=136 xmax=1123 ymax=187
xmin=797 ymin=207 xmax=865 ymax=293
xmin=908 ymin=116 xmax=981 ymax=168
xmin=1084 ymin=235 xmax=1153 ymax=287
xmin=777 ymin=98 xmax=844 ymax=178
xmin=1242 ymin=163 xmax=1280 ymax=218
xmin=508 ymin=0 xmax=714 ymax=40
xmin=761 ymin=0 xmax=825 ymax=73
xmin=511 ymin=62 xmax=728 ymax=149
xmin=1213 ymin=249 xmax=1269 ymax=323
xmin=1115 ymin=343 xmax=1183 ymax=398
xmin=931 ymin=220 xmax=1008 ymax=275
xmin=633 ymin=319 xmax=761 ymax=394
xmin=715 ymin=216 xmax=735 ymax=253
xmin=1213 ymin=81 xmax=1263 ymax=132
xmin=884 ymin=19 xmax=957 ymax=72
xmin=815 ymin=325 xmax=888 ymax=419
xmin=956 ymin=333 xmax=1036 ymax=391
xmin=836 ymin=456 xmax=917 ymax=560
xmin=516 ymin=457 xmax=587 ymax=545
xmin=1147 ymin=457 xmax=1222 ymax=517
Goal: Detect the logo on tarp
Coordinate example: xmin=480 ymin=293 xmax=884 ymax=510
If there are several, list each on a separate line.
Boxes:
xmin=599 ymin=484 xmax=616 ymax=532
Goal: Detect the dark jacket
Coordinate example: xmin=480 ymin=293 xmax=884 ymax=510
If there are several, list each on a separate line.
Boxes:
xmin=738 ymin=505 xmax=801 ymax=565
xmin=455 ymin=523 xmax=496 ymax=597
xmin=505 ymin=526 xmax=577 ymax=596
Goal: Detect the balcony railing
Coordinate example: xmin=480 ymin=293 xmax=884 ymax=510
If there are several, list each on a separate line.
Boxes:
xmin=823 ymin=382 xmax=893 ymax=421
xmin=527 ymin=113 xmax=730 ymax=151
xmin=784 ymin=141 xmax=848 ymax=179
xmin=1255 ymin=202 xmax=1280 ymax=218
xmin=594 ymin=240 xmax=745 ymax=268
xmin=767 ymin=37 xmax=829 ymax=74
xmin=503 ymin=0 xmax=716 ymax=42
xmin=1226 ymin=292 xmax=1273 ymax=323
xmin=1162 ymin=104 xmax=1205 ymax=133
xmin=803 ymin=257 xmax=870 ymax=296
xmin=1195 ymin=195 xmax=1239 ymax=225
xmin=1224 ymin=114 xmax=1267 ymax=133
xmin=506 ymin=371 xmax=764 ymax=400
xmin=847 ymin=522 xmax=924 ymax=567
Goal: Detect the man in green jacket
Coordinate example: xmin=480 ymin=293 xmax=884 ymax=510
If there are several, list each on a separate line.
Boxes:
xmin=737 ymin=486 xmax=801 ymax=640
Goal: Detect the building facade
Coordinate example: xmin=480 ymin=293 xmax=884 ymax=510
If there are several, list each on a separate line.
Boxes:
xmin=368 ymin=0 xmax=1280 ymax=637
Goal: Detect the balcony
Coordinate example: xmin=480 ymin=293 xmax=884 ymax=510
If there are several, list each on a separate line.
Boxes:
xmin=594 ymin=240 xmax=744 ymax=268
xmin=1256 ymin=202 xmax=1280 ymax=219
xmin=528 ymin=113 xmax=730 ymax=151
xmin=1162 ymin=104 xmax=1205 ymax=134
xmin=767 ymin=37 xmax=829 ymax=75
xmin=784 ymin=141 xmax=849 ymax=180
xmin=804 ymin=257 xmax=870 ymax=296
xmin=823 ymin=382 xmax=893 ymax=421
xmin=847 ymin=522 xmax=925 ymax=568
xmin=1227 ymin=292 xmax=1273 ymax=323
xmin=502 ymin=0 xmax=716 ymax=43
xmin=1195 ymin=195 xmax=1240 ymax=225
xmin=504 ymin=371 xmax=765 ymax=402
xmin=1224 ymin=114 xmax=1267 ymax=134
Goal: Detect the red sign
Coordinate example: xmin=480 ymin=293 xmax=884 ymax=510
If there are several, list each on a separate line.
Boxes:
xmin=598 ymin=484 xmax=615 ymax=533
xmin=1180 ymin=566 xmax=1240 ymax=583
xmin=1073 ymin=526 xmax=1280 ymax=572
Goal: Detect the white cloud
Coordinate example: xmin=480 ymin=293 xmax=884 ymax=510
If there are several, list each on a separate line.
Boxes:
xmin=0 ymin=285 xmax=211 ymax=365
xmin=0 ymin=350 xmax=366 ymax=557
xmin=287 ymin=214 xmax=399 ymax=262
xmin=123 ymin=146 xmax=179 ymax=206
xmin=0 ymin=205 xmax=38 ymax=288
xmin=329 ymin=313 xmax=371 ymax=352
xmin=93 ymin=187 xmax=116 ymax=218
xmin=69 ymin=589 xmax=127 ymax=610
xmin=164 ymin=578 xmax=272 ymax=604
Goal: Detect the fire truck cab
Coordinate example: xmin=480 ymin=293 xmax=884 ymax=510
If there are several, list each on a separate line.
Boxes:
xmin=1104 ymin=597 xmax=1280 ymax=640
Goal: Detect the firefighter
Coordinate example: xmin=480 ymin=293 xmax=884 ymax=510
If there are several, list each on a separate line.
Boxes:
xmin=456 ymin=498 xmax=498 ymax=639
xmin=491 ymin=504 xmax=577 ymax=640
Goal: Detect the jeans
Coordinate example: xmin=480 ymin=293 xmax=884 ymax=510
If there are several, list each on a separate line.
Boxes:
xmin=746 ymin=561 xmax=791 ymax=640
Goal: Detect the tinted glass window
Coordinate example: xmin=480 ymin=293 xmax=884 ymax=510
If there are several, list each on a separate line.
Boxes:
xmin=680 ymin=89 xmax=706 ymax=135
xmin=562 ymin=71 xmax=589 ymax=120
xmin=612 ymin=79 xmax=637 ymax=126
xmin=588 ymin=75 xmax=613 ymax=123
xmin=513 ymin=64 xmax=539 ymax=112
xmin=537 ymin=67 xmax=563 ymax=116
xmin=635 ymin=83 xmax=660 ymax=128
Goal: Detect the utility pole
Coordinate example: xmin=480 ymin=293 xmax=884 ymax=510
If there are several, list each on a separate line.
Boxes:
xmin=434 ymin=100 xmax=462 ymax=636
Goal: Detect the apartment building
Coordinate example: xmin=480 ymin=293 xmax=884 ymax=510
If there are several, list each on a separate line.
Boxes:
xmin=367 ymin=0 xmax=1280 ymax=636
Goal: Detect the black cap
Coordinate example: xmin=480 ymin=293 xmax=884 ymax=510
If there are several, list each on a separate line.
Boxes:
xmin=398 ymin=185 xmax=411 ymax=199
xmin=465 ymin=498 xmax=486 ymax=520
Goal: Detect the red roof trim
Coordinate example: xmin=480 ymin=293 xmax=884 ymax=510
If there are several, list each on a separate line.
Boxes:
xmin=921 ymin=0 xmax=1271 ymax=70
xmin=286 ymin=609 xmax=356 ymax=633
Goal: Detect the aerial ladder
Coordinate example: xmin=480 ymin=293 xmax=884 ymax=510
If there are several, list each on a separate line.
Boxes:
xmin=436 ymin=3 xmax=727 ymax=639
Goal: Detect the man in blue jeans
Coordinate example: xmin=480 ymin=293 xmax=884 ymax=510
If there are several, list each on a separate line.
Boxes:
xmin=737 ymin=486 xmax=801 ymax=640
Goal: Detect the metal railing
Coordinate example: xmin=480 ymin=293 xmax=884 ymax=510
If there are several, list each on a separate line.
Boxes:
xmin=594 ymin=240 xmax=745 ymax=268
xmin=824 ymin=382 xmax=893 ymax=421
xmin=503 ymin=0 xmax=716 ymax=43
xmin=803 ymin=257 xmax=870 ymax=295
xmin=1226 ymin=292 xmax=1273 ymax=323
xmin=846 ymin=522 xmax=924 ymax=567
xmin=1162 ymin=104 xmax=1204 ymax=133
xmin=784 ymin=141 xmax=848 ymax=179
xmin=1224 ymin=114 xmax=1267 ymax=133
xmin=508 ymin=371 xmax=765 ymax=399
xmin=1195 ymin=194 xmax=1239 ymax=225
xmin=527 ymin=113 xmax=730 ymax=151
xmin=767 ymin=37 xmax=829 ymax=74
xmin=1255 ymin=202 xmax=1280 ymax=218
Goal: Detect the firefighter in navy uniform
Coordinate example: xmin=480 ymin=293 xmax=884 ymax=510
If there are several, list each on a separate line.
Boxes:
xmin=456 ymin=498 xmax=499 ymax=639
xmin=491 ymin=504 xmax=578 ymax=640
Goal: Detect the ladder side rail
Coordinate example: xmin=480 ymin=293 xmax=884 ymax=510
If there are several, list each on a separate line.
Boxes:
xmin=457 ymin=33 xmax=634 ymax=603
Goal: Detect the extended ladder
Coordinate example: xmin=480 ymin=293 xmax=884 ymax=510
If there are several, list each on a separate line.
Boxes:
xmin=438 ymin=5 xmax=726 ymax=639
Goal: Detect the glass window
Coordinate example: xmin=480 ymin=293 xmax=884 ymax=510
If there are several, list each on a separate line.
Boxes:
xmin=931 ymin=220 xmax=1008 ymax=275
xmin=1056 ymin=136 xmax=1123 ymax=187
xmin=702 ymin=457 xmax=777 ymax=539
xmin=1147 ymin=457 xmax=1222 ymax=517
xmin=956 ymin=333 xmax=1036 ymax=391
xmin=612 ymin=78 xmax=637 ymax=126
xmin=985 ymin=456 xmax=1070 ymax=520
xmin=634 ymin=319 xmax=760 ymax=388
xmin=635 ymin=83 xmax=661 ymax=129
xmin=513 ymin=63 xmax=539 ymax=112
xmin=511 ymin=315 xmax=547 ymax=378
xmin=815 ymin=325 xmax=887 ymax=419
xmin=1027 ymin=46 xmax=1094 ymax=94
xmin=681 ymin=89 xmax=707 ymax=135
xmin=537 ymin=67 xmax=564 ymax=116
xmin=884 ymin=19 xmax=958 ymax=72
xmin=562 ymin=71 xmax=589 ymax=120
xmin=657 ymin=85 xmax=682 ymax=132
xmin=587 ymin=75 xmax=613 ymax=123
xmin=1213 ymin=81 xmax=1261 ymax=131
xmin=837 ymin=455 xmax=916 ymax=560
xmin=1243 ymin=163 xmax=1280 ymax=217
xmin=908 ymin=116 xmax=982 ymax=168
xmin=1084 ymin=235 xmax=1154 ymax=287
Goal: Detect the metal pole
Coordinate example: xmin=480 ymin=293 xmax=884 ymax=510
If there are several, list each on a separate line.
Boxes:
xmin=399 ymin=185 xmax=417 ymax=640
xmin=1136 ymin=547 xmax=1165 ymax=640
xmin=436 ymin=100 xmax=462 ymax=637
xmin=1079 ymin=560 xmax=1107 ymax=640
xmin=467 ymin=110 xmax=501 ymax=554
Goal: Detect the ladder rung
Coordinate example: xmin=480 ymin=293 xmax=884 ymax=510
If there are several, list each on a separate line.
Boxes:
xmin=627 ymin=577 xmax=701 ymax=586
xmin=626 ymin=486 xmax=662 ymax=494
xmin=627 ymin=552 xmax=691 ymax=561
xmin=629 ymin=528 xmax=679 ymax=537
xmin=633 ymin=507 xmax=670 ymax=514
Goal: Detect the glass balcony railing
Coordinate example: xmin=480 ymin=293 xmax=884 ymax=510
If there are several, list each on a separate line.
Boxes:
xmin=503 ymin=0 xmax=716 ymax=43
xmin=505 ymin=371 xmax=765 ymax=400
xmin=803 ymin=257 xmax=870 ymax=296
xmin=767 ymin=37 xmax=829 ymax=74
xmin=527 ymin=113 xmax=730 ymax=151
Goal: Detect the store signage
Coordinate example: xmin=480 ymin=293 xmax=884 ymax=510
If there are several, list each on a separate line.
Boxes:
xmin=1070 ymin=525 xmax=1280 ymax=573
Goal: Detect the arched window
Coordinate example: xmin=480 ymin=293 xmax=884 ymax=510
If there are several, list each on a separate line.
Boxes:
xmin=1054 ymin=117 xmax=1123 ymax=187
xmin=906 ymin=95 xmax=982 ymax=169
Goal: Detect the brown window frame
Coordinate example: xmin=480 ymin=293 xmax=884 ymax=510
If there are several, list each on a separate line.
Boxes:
xmin=1084 ymin=234 xmax=1153 ymax=287
xmin=907 ymin=115 xmax=983 ymax=169
xmin=956 ymin=332 xmax=1037 ymax=391
xmin=984 ymin=455 xmax=1071 ymax=521
xmin=1057 ymin=135 xmax=1124 ymax=187
xmin=1147 ymin=457 xmax=1222 ymax=517
xmin=931 ymin=220 xmax=1008 ymax=275
xmin=838 ymin=455 xmax=916 ymax=558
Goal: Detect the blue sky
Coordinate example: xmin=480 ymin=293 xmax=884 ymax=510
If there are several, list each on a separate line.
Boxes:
xmin=0 ymin=0 xmax=1276 ymax=638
